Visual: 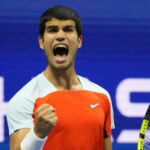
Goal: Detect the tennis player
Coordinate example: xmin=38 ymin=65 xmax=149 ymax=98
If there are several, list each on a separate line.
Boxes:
xmin=6 ymin=5 xmax=115 ymax=150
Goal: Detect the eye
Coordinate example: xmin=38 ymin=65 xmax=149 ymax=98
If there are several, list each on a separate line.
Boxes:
xmin=47 ymin=27 xmax=58 ymax=33
xmin=63 ymin=26 xmax=74 ymax=32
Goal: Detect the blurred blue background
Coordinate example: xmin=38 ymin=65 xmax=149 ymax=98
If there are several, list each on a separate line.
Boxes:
xmin=0 ymin=0 xmax=150 ymax=149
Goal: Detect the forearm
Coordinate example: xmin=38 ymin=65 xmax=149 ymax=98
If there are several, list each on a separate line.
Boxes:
xmin=10 ymin=128 xmax=30 ymax=150
xmin=20 ymin=127 xmax=47 ymax=150
xmin=103 ymin=136 xmax=112 ymax=150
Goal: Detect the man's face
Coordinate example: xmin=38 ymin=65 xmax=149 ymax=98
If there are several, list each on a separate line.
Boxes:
xmin=39 ymin=18 xmax=82 ymax=70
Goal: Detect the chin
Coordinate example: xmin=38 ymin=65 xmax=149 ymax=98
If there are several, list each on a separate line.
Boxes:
xmin=51 ymin=63 xmax=72 ymax=71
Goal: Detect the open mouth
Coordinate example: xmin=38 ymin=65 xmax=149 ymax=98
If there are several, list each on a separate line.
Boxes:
xmin=53 ymin=45 xmax=68 ymax=56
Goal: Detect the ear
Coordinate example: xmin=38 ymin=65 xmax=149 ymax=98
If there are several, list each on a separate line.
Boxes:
xmin=78 ymin=35 xmax=82 ymax=48
xmin=38 ymin=35 xmax=44 ymax=50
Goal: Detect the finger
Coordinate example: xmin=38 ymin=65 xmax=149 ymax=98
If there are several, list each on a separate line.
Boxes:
xmin=35 ymin=112 xmax=56 ymax=123
xmin=46 ymin=112 xmax=56 ymax=120
xmin=36 ymin=104 xmax=55 ymax=114
xmin=50 ymin=116 xmax=58 ymax=126
xmin=36 ymin=104 xmax=50 ymax=114
xmin=37 ymin=103 xmax=55 ymax=111
xmin=39 ymin=106 xmax=55 ymax=116
xmin=35 ymin=109 xmax=56 ymax=121
xmin=36 ymin=112 xmax=57 ymax=124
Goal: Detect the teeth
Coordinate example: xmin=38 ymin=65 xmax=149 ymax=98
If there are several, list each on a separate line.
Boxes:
xmin=53 ymin=44 xmax=68 ymax=56
xmin=55 ymin=45 xmax=67 ymax=49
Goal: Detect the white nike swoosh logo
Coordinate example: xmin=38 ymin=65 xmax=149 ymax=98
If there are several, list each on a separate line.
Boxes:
xmin=90 ymin=103 xmax=100 ymax=109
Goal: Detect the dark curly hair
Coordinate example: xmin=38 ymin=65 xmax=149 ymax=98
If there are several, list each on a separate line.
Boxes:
xmin=39 ymin=5 xmax=82 ymax=38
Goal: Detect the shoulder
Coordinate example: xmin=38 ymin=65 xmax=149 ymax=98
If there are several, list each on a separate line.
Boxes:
xmin=8 ymin=73 xmax=43 ymax=103
xmin=78 ymin=75 xmax=111 ymax=101
xmin=8 ymin=73 xmax=55 ymax=104
xmin=78 ymin=75 xmax=115 ymax=129
xmin=6 ymin=73 xmax=54 ymax=119
xmin=6 ymin=73 xmax=55 ymax=135
xmin=7 ymin=73 xmax=43 ymax=115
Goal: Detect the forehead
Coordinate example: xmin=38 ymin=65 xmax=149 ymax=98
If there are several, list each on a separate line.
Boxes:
xmin=45 ymin=18 xmax=76 ymax=27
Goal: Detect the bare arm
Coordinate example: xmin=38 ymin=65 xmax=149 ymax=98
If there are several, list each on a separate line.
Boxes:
xmin=9 ymin=104 xmax=58 ymax=150
xmin=10 ymin=128 xmax=30 ymax=150
xmin=103 ymin=136 xmax=112 ymax=150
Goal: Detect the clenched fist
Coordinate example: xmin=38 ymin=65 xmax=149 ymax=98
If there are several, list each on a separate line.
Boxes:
xmin=34 ymin=103 xmax=58 ymax=139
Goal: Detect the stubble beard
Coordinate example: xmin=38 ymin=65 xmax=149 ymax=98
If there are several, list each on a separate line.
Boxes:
xmin=44 ymin=50 xmax=77 ymax=71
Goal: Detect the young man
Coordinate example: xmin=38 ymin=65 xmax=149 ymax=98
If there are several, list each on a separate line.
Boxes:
xmin=6 ymin=5 xmax=115 ymax=150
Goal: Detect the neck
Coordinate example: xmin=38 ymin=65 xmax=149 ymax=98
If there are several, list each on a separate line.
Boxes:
xmin=43 ymin=65 xmax=82 ymax=91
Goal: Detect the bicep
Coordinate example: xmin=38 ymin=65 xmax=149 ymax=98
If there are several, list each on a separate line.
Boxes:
xmin=10 ymin=128 xmax=30 ymax=150
xmin=103 ymin=136 xmax=112 ymax=150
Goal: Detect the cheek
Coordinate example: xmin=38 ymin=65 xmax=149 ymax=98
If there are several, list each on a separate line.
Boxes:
xmin=44 ymin=38 xmax=53 ymax=50
xmin=44 ymin=34 xmax=54 ymax=45
xmin=69 ymin=36 xmax=80 ymax=48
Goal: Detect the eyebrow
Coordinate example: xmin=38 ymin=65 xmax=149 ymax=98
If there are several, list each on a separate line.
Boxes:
xmin=46 ymin=25 xmax=75 ymax=29
xmin=63 ymin=25 xmax=75 ymax=29
xmin=46 ymin=25 xmax=58 ymax=30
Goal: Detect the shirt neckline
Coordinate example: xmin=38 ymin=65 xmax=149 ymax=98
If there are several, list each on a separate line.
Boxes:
xmin=40 ymin=72 xmax=85 ymax=91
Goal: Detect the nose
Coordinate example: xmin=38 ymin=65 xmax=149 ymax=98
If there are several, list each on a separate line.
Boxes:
xmin=56 ymin=30 xmax=65 ymax=42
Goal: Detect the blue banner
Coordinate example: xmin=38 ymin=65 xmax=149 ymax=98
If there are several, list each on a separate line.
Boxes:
xmin=0 ymin=1 xmax=150 ymax=149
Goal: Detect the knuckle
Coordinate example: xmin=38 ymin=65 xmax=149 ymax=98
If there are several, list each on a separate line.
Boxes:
xmin=52 ymin=112 xmax=56 ymax=116
xmin=54 ymin=116 xmax=58 ymax=122
xmin=43 ymin=103 xmax=50 ymax=107
xmin=55 ymin=116 xmax=58 ymax=121
xmin=49 ymin=105 xmax=55 ymax=110
xmin=38 ymin=115 xmax=44 ymax=121
xmin=35 ymin=109 xmax=40 ymax=115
